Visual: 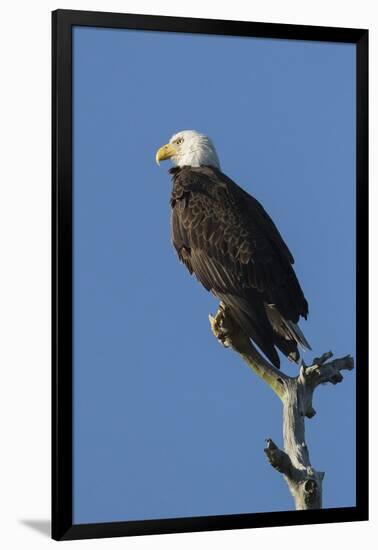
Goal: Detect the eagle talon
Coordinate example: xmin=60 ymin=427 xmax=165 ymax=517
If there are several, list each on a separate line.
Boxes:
xmin=218 ymin=328 xmax=231 ymax=348
xmin=209 ymin=311 xmax=231 ymax=347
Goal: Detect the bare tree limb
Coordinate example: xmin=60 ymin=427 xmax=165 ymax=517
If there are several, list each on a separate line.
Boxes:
xmin=209 ymin=302 xmax=354 ymax=510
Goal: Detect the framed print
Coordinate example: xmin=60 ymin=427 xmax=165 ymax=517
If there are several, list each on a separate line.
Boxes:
xmin=52 ymin=9 xmax=368 ymax=541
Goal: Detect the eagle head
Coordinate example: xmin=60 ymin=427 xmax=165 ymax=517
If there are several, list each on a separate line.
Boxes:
xmin=156 ymin=130 xmax=220 ymax=169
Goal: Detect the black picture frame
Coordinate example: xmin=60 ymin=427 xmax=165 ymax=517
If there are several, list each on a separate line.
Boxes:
xmin=52 ymin=9 xmax=369 ymax=541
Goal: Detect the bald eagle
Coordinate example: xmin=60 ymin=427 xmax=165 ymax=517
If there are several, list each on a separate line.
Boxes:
xmin=156 ymin=130 xmax=310 ymax=368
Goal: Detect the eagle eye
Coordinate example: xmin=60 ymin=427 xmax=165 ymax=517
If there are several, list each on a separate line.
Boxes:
xmin=176 ymin=138 xmax=184 ymax=145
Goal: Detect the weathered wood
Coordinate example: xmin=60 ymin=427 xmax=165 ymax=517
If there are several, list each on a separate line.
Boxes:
xmin=209 ymin=303 xmax=354 ymax=510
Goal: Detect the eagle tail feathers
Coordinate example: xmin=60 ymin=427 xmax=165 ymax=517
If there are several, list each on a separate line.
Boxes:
xmin=283 ymin=319 xmax=312 ymax=351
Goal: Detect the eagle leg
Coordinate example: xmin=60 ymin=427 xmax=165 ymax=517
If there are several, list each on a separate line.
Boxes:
xmin=209 ymin=301 xmax=252 ymax=351
xmin=209 ymin=302 xmax=233 ymax=348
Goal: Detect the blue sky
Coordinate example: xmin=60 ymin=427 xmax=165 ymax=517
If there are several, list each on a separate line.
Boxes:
xmin=72 ymin=26 xmax=356 ymax=524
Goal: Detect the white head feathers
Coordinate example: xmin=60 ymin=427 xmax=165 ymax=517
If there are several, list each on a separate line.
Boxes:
xmin=168 ymin=130 xmax=220 ymax=169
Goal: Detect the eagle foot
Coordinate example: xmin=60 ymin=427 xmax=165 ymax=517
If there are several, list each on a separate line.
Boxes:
xmin=209 ymin=302 xmax=234 ymax=348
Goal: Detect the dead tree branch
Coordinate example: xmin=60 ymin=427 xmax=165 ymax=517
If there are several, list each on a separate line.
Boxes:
xmin=209 ymin=302 xmax=354 ymax=510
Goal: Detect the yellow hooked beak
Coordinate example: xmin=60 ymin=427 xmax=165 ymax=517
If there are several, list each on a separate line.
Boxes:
xmin=155 ymin=143 xmax=177 ymax=166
